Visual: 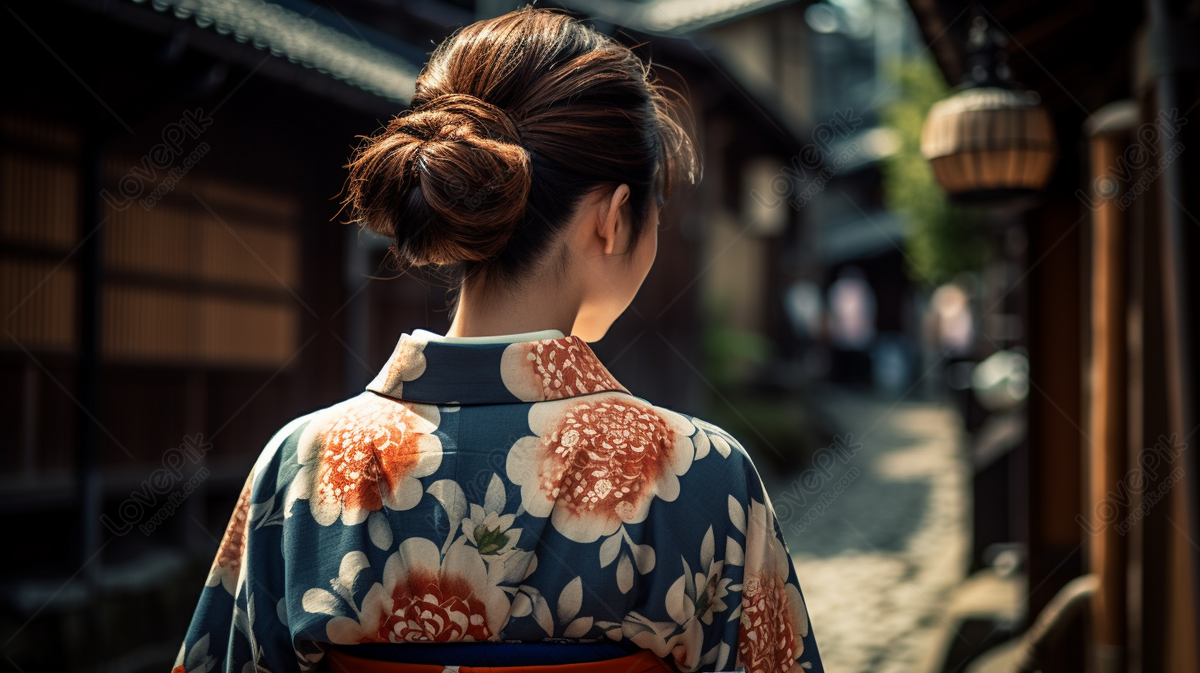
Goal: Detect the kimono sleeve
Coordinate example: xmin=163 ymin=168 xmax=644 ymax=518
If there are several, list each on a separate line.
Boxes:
xmin=697 ymin=421 xmax=824 ymax=673
xmin=731 ymin=476 xmax=824 ymax=673
xmin=174 ymin=415 xmax=315 ymax=673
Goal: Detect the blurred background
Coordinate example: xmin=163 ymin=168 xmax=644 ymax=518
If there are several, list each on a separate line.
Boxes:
xmin=1 ymin=0 xmax=1198 ymax=671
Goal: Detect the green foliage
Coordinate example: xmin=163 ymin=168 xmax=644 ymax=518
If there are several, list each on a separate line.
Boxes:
xmin=701 ymin=299 xmax=773 ymax=389
xmin=880 ymin=57 xmax=987 ymax=287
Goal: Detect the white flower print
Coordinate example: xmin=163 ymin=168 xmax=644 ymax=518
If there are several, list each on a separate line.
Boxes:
xmin=463 ymin=505 xmax=520 ymax=558
xmin=600 ymin=526 xmax=733 ymax=672
xmin=304 ymin=540 xmax=511 ymax=643
xmin=172 ymin=633 xmax=216 ymax=673
xmin=615 ymin=612 xmax=722 ymax=673
xmin=691 ymin=418 xmax=742 ymax=461
xmin=509 ymin=577 xmax=594 ymax=639
xmin=427 ymin=473 xmax=537 ymax=590
xmin=506 ymin=394 xmax=697 ymax=543
xmin=286 ymin=395 xmax=442 ymax=526
xmin=671 ymin=527 xmax=733 ymax=627
xmin=460 ymin=474 xmax=522 ymax=562
xmin=599 ymin=525 xmax=656 ymax=594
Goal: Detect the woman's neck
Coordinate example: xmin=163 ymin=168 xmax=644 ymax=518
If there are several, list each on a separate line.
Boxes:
xmin=447 ymin=275 xmax=581 ymax=338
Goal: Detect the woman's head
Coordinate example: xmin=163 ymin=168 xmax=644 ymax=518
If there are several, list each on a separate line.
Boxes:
xmin=343 ymin=8 xmax=697 ymax=339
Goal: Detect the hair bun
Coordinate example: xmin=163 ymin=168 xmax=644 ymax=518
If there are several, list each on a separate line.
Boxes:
xmin=344 ymin=92 xmax=531 ymax=266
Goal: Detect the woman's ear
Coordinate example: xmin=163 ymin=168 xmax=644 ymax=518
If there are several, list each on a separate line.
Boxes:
xmin=597 ymin=184 xmax=632 ymax=255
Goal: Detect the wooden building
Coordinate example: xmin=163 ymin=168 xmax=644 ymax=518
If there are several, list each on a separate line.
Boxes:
xmin=905 ymin=0 xmax=1200 ymax=671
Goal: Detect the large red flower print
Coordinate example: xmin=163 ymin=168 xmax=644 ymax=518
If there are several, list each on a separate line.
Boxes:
xmin=507 ymin=394 xmax=696 ymax=543
xmin=287 ymin=394 xmax=442 ymax=526
xmin=205 ymin=473 xmax=253 ymax=596
xmin=313 ymin=539 xmax=510 ymax=643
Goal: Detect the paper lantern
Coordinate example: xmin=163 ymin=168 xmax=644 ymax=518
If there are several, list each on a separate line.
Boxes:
xmin=920 ymin=15 xmax=1058 ymax=204
xmin=921 ymin=87 xmax=1057 ymax=203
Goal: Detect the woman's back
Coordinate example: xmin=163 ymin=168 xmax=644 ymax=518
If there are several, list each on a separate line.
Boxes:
xmin=182 ymin=333 xmax=820 ymax=672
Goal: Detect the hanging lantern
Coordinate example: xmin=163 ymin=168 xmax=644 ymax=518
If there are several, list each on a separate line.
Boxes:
xmin=920 ymin=15 xmax=1058 ymax=204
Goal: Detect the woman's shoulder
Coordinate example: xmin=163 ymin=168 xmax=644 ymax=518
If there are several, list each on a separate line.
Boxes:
xmin=242 ymin=393 xmax=385 ymax=492
xmin=262 ymin=391 xmax=435 ymax=451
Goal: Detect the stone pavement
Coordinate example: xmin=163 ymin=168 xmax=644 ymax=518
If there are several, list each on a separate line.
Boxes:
xmin=766 ymin=387 xmax=970 ymax=673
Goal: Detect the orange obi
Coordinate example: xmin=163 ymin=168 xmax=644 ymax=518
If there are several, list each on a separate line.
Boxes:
xmin=323 ymin=647 xmax=674 ymax=673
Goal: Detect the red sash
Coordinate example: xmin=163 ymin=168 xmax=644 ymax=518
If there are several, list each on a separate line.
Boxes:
xmin=323 ymin=647 xmax=674 ymax=673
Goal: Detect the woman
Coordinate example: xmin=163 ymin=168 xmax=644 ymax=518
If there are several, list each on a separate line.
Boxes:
xmin=176 ymin=8 xmax=822 ymax=673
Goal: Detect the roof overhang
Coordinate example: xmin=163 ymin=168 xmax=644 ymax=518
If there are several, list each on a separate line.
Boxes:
xmin=63 ymin=0 xmax=422 ymax=115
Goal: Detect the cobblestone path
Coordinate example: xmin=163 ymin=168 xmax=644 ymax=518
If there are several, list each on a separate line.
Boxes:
xmin=767 ymin=388 xmax=970 ymax=673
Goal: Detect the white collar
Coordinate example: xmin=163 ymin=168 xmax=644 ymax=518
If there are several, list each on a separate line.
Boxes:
xmin=411 ymin=328 xmax=567 ymax=345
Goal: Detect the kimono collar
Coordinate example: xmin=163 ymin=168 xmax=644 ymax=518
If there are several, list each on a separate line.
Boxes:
xmin=366 ymin=331 xmax=629 ymax=405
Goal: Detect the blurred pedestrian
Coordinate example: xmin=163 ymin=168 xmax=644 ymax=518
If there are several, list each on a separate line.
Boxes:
xmin=828 ymin=266 xmax=876 ymax=385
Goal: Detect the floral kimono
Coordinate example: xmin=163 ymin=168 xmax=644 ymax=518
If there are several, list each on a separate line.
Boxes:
xmin=175 ymin=331 xmax=823 ymax=673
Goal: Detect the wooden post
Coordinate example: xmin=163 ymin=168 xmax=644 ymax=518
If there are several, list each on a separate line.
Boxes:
xmin=1025 ymin=193 xmax=1086 ymax=672
xmin=1084 ymin=103 xmax=1135 ymax=673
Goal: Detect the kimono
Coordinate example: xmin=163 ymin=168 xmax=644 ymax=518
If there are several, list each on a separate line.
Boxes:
xmin=174 ymin=331 xmax=824 ymax=673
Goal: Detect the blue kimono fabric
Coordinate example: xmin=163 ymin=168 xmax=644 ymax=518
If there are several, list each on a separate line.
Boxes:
xmin=175 ymin=333 xmax=824 ymax=673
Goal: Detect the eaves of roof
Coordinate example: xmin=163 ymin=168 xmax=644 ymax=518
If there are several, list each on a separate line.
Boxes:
xmin=134 ymin=0 xmax=420 ymax=103
xmin=63 ymin=0 xmax=423 ymax=114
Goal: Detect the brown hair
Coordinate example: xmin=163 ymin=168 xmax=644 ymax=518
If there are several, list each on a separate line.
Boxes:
xmin=343 ymin=7 xmax=697 ymax=282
